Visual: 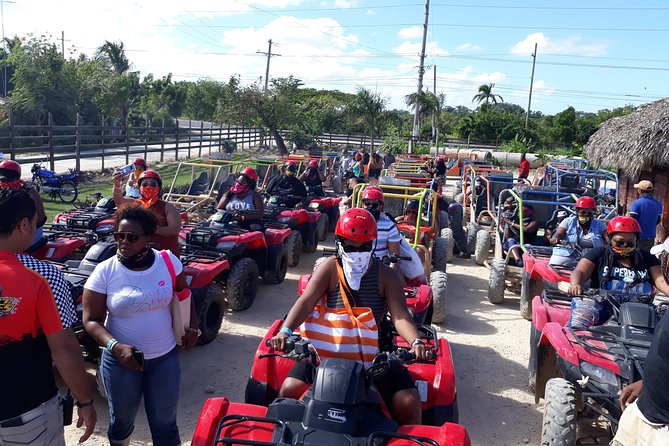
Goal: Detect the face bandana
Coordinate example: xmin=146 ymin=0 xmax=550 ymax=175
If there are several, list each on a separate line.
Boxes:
xmin=578 ymin=216 xmax=593 ymax=226
xmin=117 ymin=245 xmax=155 ymax=268
xmin=338 ymin=246 xmax=373 ymax=291
xmin=138 ymin=185 xmax=160 ymax=208
xmin=612 ymin=245 xmax=636 ymax=257
xmin=0 ymin=180 xmax=25 ymax=190
xmin=230 ymin=182 xmax=249 ymax=194
xmin=285 ymin=170 xmax=296 ymax=177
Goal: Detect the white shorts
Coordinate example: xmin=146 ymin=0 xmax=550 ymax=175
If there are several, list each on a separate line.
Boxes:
xmin=610 ymin=401 xmax=669 ymax=446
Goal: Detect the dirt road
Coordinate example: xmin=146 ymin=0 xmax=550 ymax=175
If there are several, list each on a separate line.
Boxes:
xmin=64 ymin=240 xmax=542 ymax=445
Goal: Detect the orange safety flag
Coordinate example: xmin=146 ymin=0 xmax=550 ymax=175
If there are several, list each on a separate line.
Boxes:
xmin=300 ymin=263 xmax=378 ymax=367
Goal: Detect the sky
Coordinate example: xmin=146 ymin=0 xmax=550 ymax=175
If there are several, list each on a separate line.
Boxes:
xmin=3 ymin=0 xmax=669 ymax=115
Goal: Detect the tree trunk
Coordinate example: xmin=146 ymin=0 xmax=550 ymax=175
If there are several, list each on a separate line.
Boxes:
xmin=272 ymin=128 xmax=288 ymax=155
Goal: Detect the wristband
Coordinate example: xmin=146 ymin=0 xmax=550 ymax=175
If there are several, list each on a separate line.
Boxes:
xmin=76 ymin=400 xmax=94 ymax=408
xmin=106 ymin=338 xmax=119 ymax=351
xmin=411 ymin=338 xmax=425 ymax=347
xmin=279 ymin=326 xmax=293 ymax=336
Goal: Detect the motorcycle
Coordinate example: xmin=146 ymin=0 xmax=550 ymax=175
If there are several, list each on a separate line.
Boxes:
xmin=30 ymin=162 xmax=81 ymax=203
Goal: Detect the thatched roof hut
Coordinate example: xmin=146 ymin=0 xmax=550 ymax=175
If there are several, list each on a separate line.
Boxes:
xmin=586 ymin=97 xmax=669 ymax=240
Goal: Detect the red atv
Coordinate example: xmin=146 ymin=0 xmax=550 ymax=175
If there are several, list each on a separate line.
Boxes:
xmin=244 ymin=320 xmax=458 ymax=427
xmin=532 ymin=290 xmax=665 ymax=444
xmin=192 ymin=335 xmax=470 ymax=446
xmin=264 ymin=194 xmax=321 ymax=261
xmin=180 ymin=211 xmax=293 ymax=310
xmin=305 ymin=185 xmax=341 ymax=240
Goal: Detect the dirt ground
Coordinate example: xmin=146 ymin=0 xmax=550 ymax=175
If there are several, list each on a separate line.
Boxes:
xmin=63 ymin=235 xmax=543 ymax=446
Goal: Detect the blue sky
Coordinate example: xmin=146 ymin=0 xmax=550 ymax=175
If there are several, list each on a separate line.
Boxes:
xmin=4 ymin=0 xmax=669 ymax=115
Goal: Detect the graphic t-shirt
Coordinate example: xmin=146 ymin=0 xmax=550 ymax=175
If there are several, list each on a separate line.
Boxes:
xmin=583 ymin=247 xmax=660 ymax=294
xmin=637 ymin=311 xmax=669 ymax=424
xmin=0 ymin=251 xmax=66 ymax=420
xmin=84 ymin=250 xmax=183 ymax=359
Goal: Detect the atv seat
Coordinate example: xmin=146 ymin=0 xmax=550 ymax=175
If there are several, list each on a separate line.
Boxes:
xmin=215 ymin=173 xmax=237 ymax=203
xmin=187 ymin=172 xmax=209 ymax=195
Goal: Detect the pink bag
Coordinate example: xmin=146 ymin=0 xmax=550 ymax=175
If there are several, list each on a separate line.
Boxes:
xmin=160 ymin=251 xmax=191 ymax=345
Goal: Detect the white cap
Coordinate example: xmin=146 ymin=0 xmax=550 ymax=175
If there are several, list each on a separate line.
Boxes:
xmin=650 ymin=238 xmax=669 ymax=256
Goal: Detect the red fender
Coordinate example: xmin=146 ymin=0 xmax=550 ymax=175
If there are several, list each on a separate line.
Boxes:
xmin=538 ymin=322 xmax=579 ymax=366
xmin=33 ymin=238 xmax=86 ymax=261
xmin=264 ymin=227 xmax=291 ymax=245
xmin=396 ymin=423 xmax=471 ymax=446
xmin=184 ymin=258 xmax=230 ymax=289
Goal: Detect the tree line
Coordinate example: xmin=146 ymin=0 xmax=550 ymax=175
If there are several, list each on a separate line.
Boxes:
xmin=0 ymin=35 xmax=633 ymax=155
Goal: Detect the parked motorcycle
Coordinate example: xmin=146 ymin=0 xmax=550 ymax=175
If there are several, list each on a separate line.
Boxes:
xmin=30 ymin=162 xmax=81 ymax=203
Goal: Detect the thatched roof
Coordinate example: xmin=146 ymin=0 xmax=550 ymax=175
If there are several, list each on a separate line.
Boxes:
xmin=586 ymin=97 xmax=669 ymax=178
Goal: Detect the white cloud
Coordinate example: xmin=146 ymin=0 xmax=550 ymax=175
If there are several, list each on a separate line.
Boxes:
xmin=455 ymin=43 xmax=483 ymax=52
xmin=365 ymin=9 xmax=376 ymax=16
xmin=397 ymin=26 xmax=423 ymax=40
xmin=394 ymin=41 xmax=448 ymax=57
xmin=333 ymin=0 xmax=360 ymax=8
xmin=510 ymin=32 xmax=608 ymax=57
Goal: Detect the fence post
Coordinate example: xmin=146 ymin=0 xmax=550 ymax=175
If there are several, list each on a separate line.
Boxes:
xmin=75 ymin=113 xmax=82 ymax=171
xmin=188 ymin=119 xmax=192 ymax=159
xmin=100 ymin=116 xmax=105 ymax=172
xmin=199 ymin=120 xmax=204 ymax=157
xmin=160 ymin=118 xmax=165 ymax=163
xmin=8 ymin=110 xmax=15 ymax=160
xmin=125 ymin=115 xmax=130 ymax=164
xmin=174 ymin=119 xmax=179 ymax=160
xmin=144 ymin=115 xmax=149 ymax=160
xmin=48 ymin=112 xmax=55 ymax=170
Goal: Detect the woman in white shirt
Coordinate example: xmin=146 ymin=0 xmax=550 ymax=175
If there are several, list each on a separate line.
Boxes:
xmin=83 ymin=203 xmax=198 ymax=446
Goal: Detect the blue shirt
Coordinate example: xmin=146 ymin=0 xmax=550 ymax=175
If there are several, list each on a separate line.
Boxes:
xmin=630 ymin=194 xmax=663 ymax=240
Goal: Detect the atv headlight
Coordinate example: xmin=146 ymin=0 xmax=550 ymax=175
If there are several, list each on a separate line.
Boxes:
xmin=580 ymin=361 xmax=619 ymax=387
xmin=277 ymin=217 xmax=291 ymax=223
xmin=215 ymin=241 xmax=236 ymax=251
xmin=96 ymin=224 xmax=114 ymax=236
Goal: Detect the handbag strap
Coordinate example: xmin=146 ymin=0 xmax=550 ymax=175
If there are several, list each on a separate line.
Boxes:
xmin=335 ymin=262 xmax=359 ymax=321
xmin=159 ymin=250 xmax=176 ymax=292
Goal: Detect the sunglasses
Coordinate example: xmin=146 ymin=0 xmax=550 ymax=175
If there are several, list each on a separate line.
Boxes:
xmin=341 ymin=242 xmax=373 ymax=253
xmin=612 ymin=239 xmax=636 ymax=248
xmin=577 ymin=211 xmax=595 ymax=217
xmin=113 ymin=232 xmax=143 ymax=243
xmin=363 ymin=200 xmax=381 ymax=208
xmin=140 ymin=181 xmax=159 ymax=187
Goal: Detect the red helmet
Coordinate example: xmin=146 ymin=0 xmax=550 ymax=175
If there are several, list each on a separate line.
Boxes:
xmin=308 ymin=160 xmax=318 ymax=168
xmin=335 ymin=208 xmax=378 ymax=242
xmin=138 ymin=170 xmax=162 ymax=188
xmin=133 ymin=157 xmax=147 ymax=168
xmin=0 ymin=160 xmax=21 ymax=176
xmin=241 ymin=167 xmax=258 ymax=182
xmin=361 ymin=187 xmax=384 ymax=204
xmin=607 ymin=216 xmax=641 ymax=235
xmin=285 ymin=161 xmax=297 ymax=167
xmin=575 ymin=196 xmax=597 ymax=210
xmin=355 ymin=153 xmax=362 ymax=161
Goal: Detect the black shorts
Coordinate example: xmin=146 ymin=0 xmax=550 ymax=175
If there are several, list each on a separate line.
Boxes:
xmin=287 ymin=359 xmax=415 ymax=408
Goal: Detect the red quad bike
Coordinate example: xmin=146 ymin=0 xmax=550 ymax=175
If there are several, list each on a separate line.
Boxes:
xmin=306 ymin=185 xmax=341 ymax=241
xmin=264 ymin=194 xmax=321 ymax=261
xmin=532 ymin=289 xmax=667 ymax=445
xmin=192 ymin=336 xmax=470 ymax=446
xmin=244 ymin=320 xmax=459 ymax=428
xmin=180 ymin=211 xmax=293 ymax=310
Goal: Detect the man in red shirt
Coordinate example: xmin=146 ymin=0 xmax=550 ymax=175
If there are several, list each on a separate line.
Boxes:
xmin=0 ymin=189 xmax=96 ymax=445
xmin=518 ymin=152 xmax=531 ymax=180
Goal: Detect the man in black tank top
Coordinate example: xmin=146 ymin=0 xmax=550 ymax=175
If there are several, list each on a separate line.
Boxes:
xmin=269 ymin=208 xmax=432 ymax=425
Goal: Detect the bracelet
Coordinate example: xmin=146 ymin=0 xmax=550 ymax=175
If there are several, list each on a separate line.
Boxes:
xmin=76 ymin=400 xmax=94 ymax=408
xmin=411 ymin=338 xmax=425 ymax=346
xmin=279 ymin=326 xmax=293 ymax=336
xmin=187 ymin=327 xmax=200 ymax=336
xmin=106 ymin=338 xmax=119 ymax=351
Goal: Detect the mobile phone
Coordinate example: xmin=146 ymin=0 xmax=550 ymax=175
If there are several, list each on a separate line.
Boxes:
xmin=61 ymin=391 xmax=74 ymax=426
xmin=116 ymin=163 xmax=137 ymax=176
xmin=132 ymin=349 xmax=145 ymax=368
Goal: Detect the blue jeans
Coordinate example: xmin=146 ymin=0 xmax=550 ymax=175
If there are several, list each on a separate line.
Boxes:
xmin=101 ymin=347 xmax=181 ymax=445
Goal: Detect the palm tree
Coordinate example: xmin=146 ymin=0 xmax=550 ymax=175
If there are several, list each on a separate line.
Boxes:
xmin=472 ymin=83 xmax=503 ymax=106
xmin=95 ymin=40 xmax=130 ymax=75
xmin=405 ymin=91 xmax=444 ymax=143
xmin=351 ymin=86 xmax=387 ymax=150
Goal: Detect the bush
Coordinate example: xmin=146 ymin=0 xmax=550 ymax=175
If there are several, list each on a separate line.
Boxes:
xmin=220 ymin=139 xmax=237 ymax=153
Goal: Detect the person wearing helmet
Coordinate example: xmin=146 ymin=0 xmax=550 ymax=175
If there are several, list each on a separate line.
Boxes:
xmin=352 ymin=153 xmax=364 ymax=180
xmin=113 ymin=169 xmax=182 ymax=256
xmin=567 ymin=216 xmax=669 ymax=328
xmin=501 ymin=203 xmax=539 ymax=267
xmin=216 ymin=168 xmax=264 ymax=229
xmin=549 ymin=196 xmax=608 ymax=265
xmin=265 ymin=161 xmax=307 ymax=208
xmin=434 ymin=156 xmax=447 ymax=178
xmin=395 ymin=199 xmax=427 ymax=227
xmin=0 ymin=160 xmax=47 ymax=252
xmin=124 ymin=158 xmax=148 ymax=198
xmin=299 ymin=159 xmax=326 ymax=197
xmin=361 ymin=187 xmax=401 ymax=263
xmin=269 ymin=208 xmax=431 ymax=425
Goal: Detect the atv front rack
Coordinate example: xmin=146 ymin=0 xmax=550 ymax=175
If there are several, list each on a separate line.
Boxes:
xmin=367 ymin=431 xmax=439 ymax=446
xmin=214 ymin=414 xmax=288 ymax=446
xmin=541 ymin=290 xmax=572 ymax=307
xmin=186 ymin=226 xmax=247 ymax=249
xmin=42 ymin=224 xmax=96 ymax=241
xmin=181 ymin=245 xmax=228 ymax=264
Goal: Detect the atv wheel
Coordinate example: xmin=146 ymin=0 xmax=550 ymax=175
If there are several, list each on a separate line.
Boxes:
xmin=541 ymin=378 xmax=577 ymax=446
xmin=263 ymin=249 xmax=288 ymax=285
xmin=226 ymin=258 xmax=259 ymax=311
xmin=286 ymin=231 xmax=302 ymax=267
xmin=466 ymin=222 xmax=480 ymax=254
xmin=440 ymin=228 xmax=455 ymax=263
xmin=302 ymin=227 xmax=319 ymax=253
xmin=432 ymin=237 xmax=448 ymax=273
xmin=317 ymin=214 xmax=328 ymax=242
xmin=488 ymin=259 xmax=506 ymax=304
xmin=430 ymin=270 xmax=448 ymax=324
xmin=474 ymin=230 xmax=491 ymax=266
xmin=520 ymin=270 xmax=539 ymax=321
xmin=528 ymin=324 xmax=541 ymax=393
xmin=328 ymin=208 xmax=339 ymax=232
xmin=196 ymin=283 xmax=225 ymax=345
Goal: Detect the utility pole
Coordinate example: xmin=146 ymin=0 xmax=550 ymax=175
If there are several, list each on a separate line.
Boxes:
xmin=432 ymin=65 xmax=437 ymax=148
xmin=410 ymin=0 xmax=430 ymax=153
xmin=257 ymin=39 xmax=281 ymax=92
xmin=525 ymin=42 xmax=537 ymax=129
xmin=1 ymin=0 xmax=15 ymax=98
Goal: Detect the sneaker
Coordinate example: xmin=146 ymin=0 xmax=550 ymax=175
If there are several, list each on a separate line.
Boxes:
xmin=457 ymin=252 xmax=471 ymax=259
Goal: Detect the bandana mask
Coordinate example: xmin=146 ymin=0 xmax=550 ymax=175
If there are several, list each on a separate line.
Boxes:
xmin=578 ymin=215 xmax=593 ymax=225
xmin=230 ymin=182 xmax=249 ymax=194
xmin=139 ymin=185 xmax=160 ymax=208
xmin=285 ymin=170 xmax=296 ymax=177
xmin=338 ymin=246 xmax=372 ymax=291
xmin=612 ymin=245 xmax=636 ymax=257
xmin=0 ymin=180 xmax=25 ymax=190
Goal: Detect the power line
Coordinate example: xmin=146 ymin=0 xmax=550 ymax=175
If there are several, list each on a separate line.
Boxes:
xmin=187 ymin=3 xmax=423 ymax=13
xmin=432 ymin=3 xmax=669 ymax=11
